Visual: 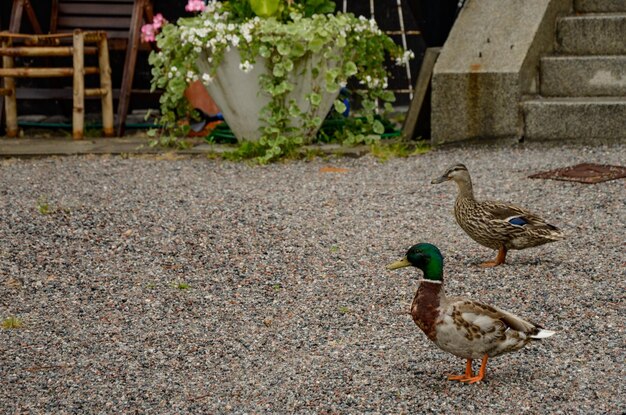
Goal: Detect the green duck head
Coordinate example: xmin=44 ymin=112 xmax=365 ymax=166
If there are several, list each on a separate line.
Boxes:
xmin=431 ymin=163 xmax=470 ymax=185
xmin=386 ymin=243 xmax=444 ymax=281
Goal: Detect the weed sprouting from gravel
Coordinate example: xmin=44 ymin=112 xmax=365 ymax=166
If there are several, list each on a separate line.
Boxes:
xmin=37 ymin=197 xmax=51 ymax=215
xmin=338 ymin=306 xmax=350 ymax=314
xmin=2 ymin=316 xmax=23 ymax=329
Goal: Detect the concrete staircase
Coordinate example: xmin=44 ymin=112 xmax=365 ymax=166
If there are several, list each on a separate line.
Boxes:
xmin=522 ymin=0 xmax=626 ymax=140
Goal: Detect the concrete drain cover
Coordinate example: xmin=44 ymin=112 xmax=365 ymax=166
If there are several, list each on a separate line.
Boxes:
xmin=529 ymin=163 xmax=626 ymax=184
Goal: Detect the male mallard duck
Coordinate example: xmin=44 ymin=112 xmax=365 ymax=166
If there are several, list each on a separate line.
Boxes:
xmin=431 ymin=164 xmax=565 ymax=267
xmin=387 ymin=243 xmax=555 ymax=383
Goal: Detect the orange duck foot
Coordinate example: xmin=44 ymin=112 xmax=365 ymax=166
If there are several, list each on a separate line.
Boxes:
xmin=447 ymin=359 xmax=473 ymax=382
xmin=479 ymin=247 xmax=507 ymax=268
xmin=460 ymin=374 xmax=485 ymax=384
xmin=459 ymin=355 xmax=488 ymax=384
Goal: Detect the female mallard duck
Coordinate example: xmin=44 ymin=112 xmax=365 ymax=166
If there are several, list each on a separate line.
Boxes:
xmin=387 ymin=243 xmax=555 ymax=383
xmin=431 ymin=164 xmax=564 ymax=267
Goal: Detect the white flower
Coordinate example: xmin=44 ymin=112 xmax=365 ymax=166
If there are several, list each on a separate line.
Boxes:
xmin=201 ymin=73 xmax=214 ymax=84
xmin=239 ymin=60 xmax=253 ymax=73
xmin=395 ymin=50 xmax=415 ymax=66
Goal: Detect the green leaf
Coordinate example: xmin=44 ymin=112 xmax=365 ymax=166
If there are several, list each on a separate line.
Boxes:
xmin=309 ymin=38 xmax=325 ymax=53
xmin=249 ymin=0 xmax=280 ymax=17
xmin=288 ymin=103 xmax=302 ymax=117
xmin=344 ymin=61 xmax=358 ymax=77
xmin=379 ymin=90 xmax=395 ymax=102
xmin=324 ymin=70 xmax=336 ymax=86
xmin=372 ymin=120 xmax=385 ymax=135
xmin=303 ymin=0 xmax=337 ymax=17
xmin=309 ymin=93 xmax=322 ymax=106
xmin=361 ymin=99 xmax=376 ymax=112
xmin=282 ymin=59 xmax=294 ymax=72
xmin=259 ymin=45 xmax=271 ymax=58
xmin=277 ymin=42 xmax=291 ymax=56
xmin=273 ymin=64 xmax=285 ymax=77
xmin=325 ymin=81 xmax=339 ymax=92
xmin=333 ymin=99 xmax=347 ymax=114
xmin=291 ymin=42 xmax=306 ymax=57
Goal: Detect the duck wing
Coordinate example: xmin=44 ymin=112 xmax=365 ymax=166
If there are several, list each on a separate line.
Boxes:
xmin=435 ymin=297 xmax=555 ymax=358
xmin=481 ymin=201 xmax=564 ymax=237
xmin=448 ymin=298 xmax=539 ymax=335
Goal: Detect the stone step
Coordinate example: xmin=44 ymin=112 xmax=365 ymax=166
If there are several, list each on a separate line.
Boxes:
xmin=522 ymin=97 xmax=626 ymax=140
xmin=575 ymin=0 xmax=626 ymax=12
xmin=541 ymin=55 xmax=626 ymax=96
xmin=557 ymin=14 xmax=626 ymax=55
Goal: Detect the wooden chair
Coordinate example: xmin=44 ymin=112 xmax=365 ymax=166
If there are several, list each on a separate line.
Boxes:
xmin=1 ymin=0 xmax=154 ymax=138
xmin=0 ymin=30 xmax=114 ymax=138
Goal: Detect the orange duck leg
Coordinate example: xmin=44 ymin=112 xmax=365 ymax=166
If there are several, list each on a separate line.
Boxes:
xmin=447 ymin=359 xmax=473 ymax=381
xmin=480 ymin=246 xmax=507 ymax=268
xmin=461 ymin=354 xmax=488 ymax=384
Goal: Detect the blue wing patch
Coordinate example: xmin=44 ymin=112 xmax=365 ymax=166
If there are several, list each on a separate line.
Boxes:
xmin=507 ymin=216 xmax=528 ymax=226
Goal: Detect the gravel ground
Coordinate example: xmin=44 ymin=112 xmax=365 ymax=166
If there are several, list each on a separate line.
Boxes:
xmin=0 ymin=140 xmax=624 ymax=414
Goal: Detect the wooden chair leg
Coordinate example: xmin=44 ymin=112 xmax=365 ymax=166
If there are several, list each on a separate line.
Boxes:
xmin=72 ymin=30 xmax=85 ymax=140
xmin=2 ymin=40 xmax=18 ymax=137
xmin=97 ymin=35 xmax=114 ymax=137
xmin=0 ymin=45 xmax=4 ymax=136
xmin=0 ymin=92 xmax=4 ymax=136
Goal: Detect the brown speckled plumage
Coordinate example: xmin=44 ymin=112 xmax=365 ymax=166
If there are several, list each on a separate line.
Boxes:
xmin=454 ymin=196 xmax=563 ymax=251
xmin=432 ymin=164 xmax=564 ymax=265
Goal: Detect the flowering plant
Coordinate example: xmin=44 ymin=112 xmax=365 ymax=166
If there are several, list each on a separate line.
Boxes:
xmin=149 ymin=0 xmax=413 ymax=161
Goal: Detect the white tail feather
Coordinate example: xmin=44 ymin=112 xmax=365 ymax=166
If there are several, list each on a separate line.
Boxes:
xmin=530 ymin=329 xmax=556 ymax=339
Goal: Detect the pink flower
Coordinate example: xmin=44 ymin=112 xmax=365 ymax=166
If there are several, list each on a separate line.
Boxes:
xmin=141 ymin=23 xmax=156 ymax=43
xmin=185 ymin=0 xmax=206 ymax=12
xmin=141 ymin=14 xmax=168 ymax=43
xmin=152 ymin=13 xmax=166 ymax=30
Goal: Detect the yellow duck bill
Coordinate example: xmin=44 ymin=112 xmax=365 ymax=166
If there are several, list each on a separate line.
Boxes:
xmin=386 ymin=257 xmax=411 ymax=270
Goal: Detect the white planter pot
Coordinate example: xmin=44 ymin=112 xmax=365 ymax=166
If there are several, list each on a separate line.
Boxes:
xmin=196 ymin=48 xmax=341 ymax=142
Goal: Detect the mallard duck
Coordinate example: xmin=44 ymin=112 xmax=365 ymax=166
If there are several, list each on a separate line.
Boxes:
xmin=387 ymin=243 xmax=555 ymax=383
xmin=431 ymin=164 xmax=565 ymax=267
